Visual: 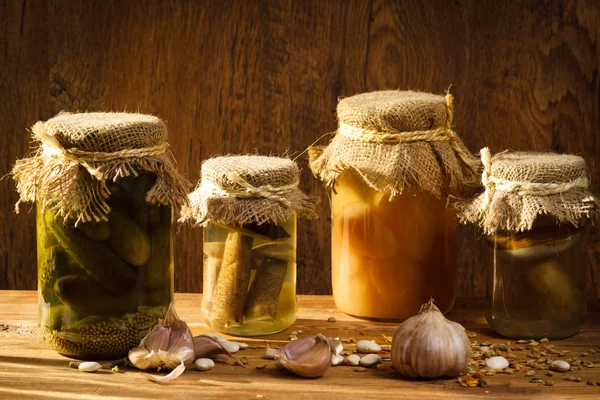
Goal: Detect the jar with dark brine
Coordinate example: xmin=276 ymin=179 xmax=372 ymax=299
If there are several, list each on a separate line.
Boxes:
xmin=459 ymin=149 xmax=598 ymax=339
xmin=182 ymin=156 xmax=316 ymax=336
xmin=13 ymin=112 xmax=190 ymax=359
xmin=309 ymin=90 xmax=479 ymax=320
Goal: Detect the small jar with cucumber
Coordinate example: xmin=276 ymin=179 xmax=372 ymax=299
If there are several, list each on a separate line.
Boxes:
xmin=458 ymin=148 xmax=599 ymax=339
xmin=181 ymin=155 xmax=317 ymax=336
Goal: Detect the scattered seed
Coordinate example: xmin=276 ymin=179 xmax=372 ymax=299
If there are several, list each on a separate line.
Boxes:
xmin=464 ymin=376 xmax=479 ymax=387
xmin=263 ymin=349 xmax=277 ymax=359
xmin=587 ymin=380 xmax=595 ymax=386
xmin=240 ymin=357 xmax=249 ymax=365
xmin=504 ymin=368 xmax=514 ymax=375
xmin=353 ymin=367 xmax=367 ymax=372
xmin=576 ymin=377 xmax=582 ymax=382
xmin=360 ymin=354 xmax=382 ymax=367
xmin=381 ymin=356 xmax=391 ymax=362
xmin=540 ymin=338 xmax=549 ymax=343
xmin=546 ymin=371 xmax=553 ymax=376
xmin=566 ymin=376 xmax=577 ymax=381
xmin=256 ymin=364 xmax=266 ymax=369
xmin=525 ymin=371 xmax=535 ymax=377
xmin=290 ymin=331 xmax=298 ymax=335
xmin=582 ymin=352 xmax=589 ymax=357
xmin=545 ymin=380 xmax=554 ymax=386
xmin=380 ymin=345 xmax=391 ymax=351
xmin=478 ymin=378 xmax=487 ymax=387
xmin=376 ymin=363 xmax=386 ymax=370
xmin=327 ymin=317 xmax=336 ymax=322
xmin=517 ymin=340 xmax=529 ymax=344
xmin=529 ymin=378 xmax=543 ymax=383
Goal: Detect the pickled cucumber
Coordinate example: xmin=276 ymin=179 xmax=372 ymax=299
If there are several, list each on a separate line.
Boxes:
xmin=144 ymin=223 xmax=171 ymax=290
xmin=244 ymin=257 xmax=288 ymax=320
xmin=78 ymin=220 xmax=111 ymax=241
xmin=45 ymin=212 xmax=136 ymax=292
xmin=54 ymin=275 xmax=137 ymax=315
xmin=39 ymin=246 xmax=73 ymax=301
xmin=106 ymin=210 xmax=151 ymax=266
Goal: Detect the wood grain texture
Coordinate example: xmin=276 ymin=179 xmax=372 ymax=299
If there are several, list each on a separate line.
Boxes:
xmin=2 ymin=291 xmax=600 ymax=399
xmin=0 ymin=0 xmax=598 ymax=297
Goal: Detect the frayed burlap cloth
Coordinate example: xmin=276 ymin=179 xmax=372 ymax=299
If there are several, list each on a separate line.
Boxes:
xmin=12 ymin=112 xmax=190 ymax=224
xmin=457 ymin=148 xmax=599 ymax=234
xmin=308 ymin=90 xmax=480 ymax=198
xmin=181 ymin=155 xmax=318 ymax=226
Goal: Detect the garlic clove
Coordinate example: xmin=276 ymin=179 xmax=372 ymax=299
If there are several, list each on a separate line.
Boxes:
xmin=143 ymin=325 xmax=171 ymax=351
xmin=193 ymin=335 xmax=234 ymax=360
xmin=391 ymin=299 xmax=470 ymax=379
xmin=276 ymin=334 xmax=333 ymax=378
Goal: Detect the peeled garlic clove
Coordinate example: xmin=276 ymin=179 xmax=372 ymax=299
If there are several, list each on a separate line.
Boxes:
xmin=346 ymin=354 xmax=361 ymax=366
xmin=485 ymin=356 xmax=509 ymax=370
xmin=331 ymin=354 xmax=344 ymax=366
xmin=356 ymin=340 xmax=381 ymax=353
xmin=550 ymin=360 xmax=570 ymax=372
xmin=360 ymin=354 xmax=381 ymax=367
xmin=276 ymin=334 xmax=333 ymax=378
xmin=391 ymin=299 xmax=470 ymax=379
xmin=78 ymin=361 xmax=102 ymax=372
xmin=195 ymin=358 xmax=215 ymax=371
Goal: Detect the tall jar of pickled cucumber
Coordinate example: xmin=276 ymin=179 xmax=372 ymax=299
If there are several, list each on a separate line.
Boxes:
xmin=309 ymin=90 xmax=479 ymax=321
xmin=458 ymin=148 xmax=599 ymax=339
xmin=181 ymin=156 xmax=317 ymax=336
xmin=12 ymin=112 xmax=190 ymax=359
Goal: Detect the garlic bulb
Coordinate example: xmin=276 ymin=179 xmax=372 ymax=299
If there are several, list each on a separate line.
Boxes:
xmin=128 ymin=304 xmax=195 ymax=383
xmin=276 ymin=334 xmax=336 ymax=378
xmin=391 ymin=299 xmax=470 ymax=379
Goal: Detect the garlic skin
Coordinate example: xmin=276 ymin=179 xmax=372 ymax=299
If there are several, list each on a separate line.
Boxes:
xmin=391 ymin=299 xmax=470 ymax=379
xmin=128 ymin=304 xmax=195 ymax=382
xmin=276 ymin=334 xmax=335 ymax=378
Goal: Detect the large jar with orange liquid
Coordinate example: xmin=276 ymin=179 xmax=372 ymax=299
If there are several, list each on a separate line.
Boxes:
xmin=309 ymin=90 xmax=479 ymax=320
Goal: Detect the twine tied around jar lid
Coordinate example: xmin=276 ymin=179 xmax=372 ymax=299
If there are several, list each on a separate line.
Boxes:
xmin=308 ymin=89 xmax=480 ymax=198
xmin=457 ymin=148 xmax=600 ymax=234
xmin=180 ymin=155 xmax=318 ymax=227
xmin=12 ymin=112 xmax=191 ymax=225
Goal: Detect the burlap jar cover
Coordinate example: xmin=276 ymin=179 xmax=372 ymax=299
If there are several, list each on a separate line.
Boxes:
xmin=458 ymin=148 xmax=600 ymax=234
xmin=181 ymin=155 xmax=317 ymax=226
xmin=308 ymin=90 xmax=480 ymax=197
xmin=12 ymin=112 xmax=190 ymax=223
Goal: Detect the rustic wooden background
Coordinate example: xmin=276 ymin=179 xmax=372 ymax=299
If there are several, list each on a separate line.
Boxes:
xmin=1 ymin=0 xmax=598 ymax=297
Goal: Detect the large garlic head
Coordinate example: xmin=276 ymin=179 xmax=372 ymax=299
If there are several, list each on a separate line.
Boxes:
xmin=391 ymin=299 xmax=470 ymax=379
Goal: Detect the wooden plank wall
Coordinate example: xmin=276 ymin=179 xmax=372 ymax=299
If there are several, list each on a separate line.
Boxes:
xmin=1 ymin=0 xmax=598 ymax=297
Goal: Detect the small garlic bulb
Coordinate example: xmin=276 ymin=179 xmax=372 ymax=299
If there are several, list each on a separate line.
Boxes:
xmin=391 ymin=299 xmax=470 ymax=379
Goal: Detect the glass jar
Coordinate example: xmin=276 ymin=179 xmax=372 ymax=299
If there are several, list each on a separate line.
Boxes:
xmin=202 ymin=216 xmax=297 ymax=336
xmin=37 ymin=173 xmax=174 ymax=359
xmin=331 ymin=172 xmax=457 ymax=320
xmin=485 ymin=217 xmax=586 ymax=339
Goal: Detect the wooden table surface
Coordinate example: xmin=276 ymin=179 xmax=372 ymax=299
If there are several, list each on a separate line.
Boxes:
xmin=1 ymin=291 xmax=600 ymax=399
